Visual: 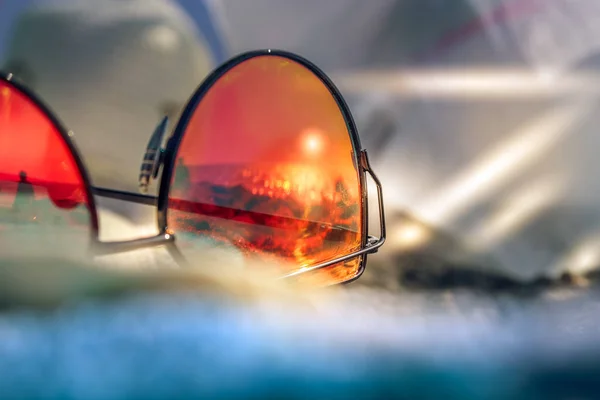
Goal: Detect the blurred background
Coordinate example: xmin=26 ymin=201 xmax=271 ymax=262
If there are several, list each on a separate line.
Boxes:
xmin=3 ymin=0 xmax=600 ymax=290
xmin=6 ymin=4 xmax=600 ymax=398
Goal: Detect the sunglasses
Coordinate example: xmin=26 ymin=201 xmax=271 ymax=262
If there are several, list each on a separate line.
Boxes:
xmin=0 ymin=49 xmax=386 ymax=286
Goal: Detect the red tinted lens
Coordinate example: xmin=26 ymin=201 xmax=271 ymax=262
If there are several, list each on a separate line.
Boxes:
xmin=0 ymin=79 xmax=94 ymax=254
xmin=167 ymin=55 xmax=364 ymax=284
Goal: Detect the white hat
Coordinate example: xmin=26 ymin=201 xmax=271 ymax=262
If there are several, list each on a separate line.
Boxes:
xmin=2 ymin=0 xmax=217 ymax=193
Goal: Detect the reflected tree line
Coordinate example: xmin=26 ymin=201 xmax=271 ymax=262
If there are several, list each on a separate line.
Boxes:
xmin=169 ymin=157 xmax=362 ymax=263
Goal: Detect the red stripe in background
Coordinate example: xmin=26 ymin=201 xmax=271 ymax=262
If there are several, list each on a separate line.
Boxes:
xmin=420 ymin=0 xmax=546 ymax=60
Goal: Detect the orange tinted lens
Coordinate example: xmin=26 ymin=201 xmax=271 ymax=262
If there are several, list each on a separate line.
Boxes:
xmin=0 ymin=80 xmax=93 ymax=255
xmin=167 ymin=55 xmax=364 ymax=284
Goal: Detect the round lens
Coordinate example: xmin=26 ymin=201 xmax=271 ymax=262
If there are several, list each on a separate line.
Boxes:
xmin=0 ymin=79 xmax=95 ymax=258
xmin=166 ymin=54 xmax=364 ymax=284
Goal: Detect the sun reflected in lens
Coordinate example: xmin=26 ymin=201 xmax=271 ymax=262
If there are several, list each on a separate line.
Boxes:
xmin=301 ymin=128 xmax=325 ymax=156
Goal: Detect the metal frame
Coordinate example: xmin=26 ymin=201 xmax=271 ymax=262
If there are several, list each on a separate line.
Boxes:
xmin=1 ymin=49 xmax=386 ymax=284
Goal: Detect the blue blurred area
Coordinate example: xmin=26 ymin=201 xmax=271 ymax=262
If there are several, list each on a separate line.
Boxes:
xmin=175 ymin=0 xmax=230 ymax=63
xmin=2 ymin=287 xmax=600 ymax=400
xmin=0 ymin=0 xmax=230 ymax=64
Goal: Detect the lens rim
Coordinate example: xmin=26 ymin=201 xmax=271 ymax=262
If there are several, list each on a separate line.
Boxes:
xmin=0 ymin=71 xmax=100 ymax=238
xmin=157 ymin=49 xmax=370 ymax=282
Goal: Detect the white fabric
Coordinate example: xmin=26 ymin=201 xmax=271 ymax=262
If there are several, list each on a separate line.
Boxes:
xmin=211 ymin=0 xmax=600 ymax=282
xmin=2 ymin=0 xmax=215 ymax=193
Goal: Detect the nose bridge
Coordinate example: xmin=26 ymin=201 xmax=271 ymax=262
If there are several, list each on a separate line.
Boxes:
xmin=139 ymin=116 xmax=169 ymax=194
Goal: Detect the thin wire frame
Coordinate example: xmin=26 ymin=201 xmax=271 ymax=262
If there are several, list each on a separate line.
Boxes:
xmin=155 ymin=49 xmax=386 ymax=283
xmin=1 ymin=49 xmax=386 ymax=284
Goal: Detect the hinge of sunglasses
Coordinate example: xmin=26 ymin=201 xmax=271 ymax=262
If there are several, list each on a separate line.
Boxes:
xmin=366 ymin=235 xmax=380 ymax=248
xmin=139 ymin=116 xmax=169 ymax=194
xmin=360 ymin=149 xmax=386 ymax=251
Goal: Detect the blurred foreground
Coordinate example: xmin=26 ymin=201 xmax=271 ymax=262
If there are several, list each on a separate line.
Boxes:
xmin=2 ymin=251 xmax=600 ymax=399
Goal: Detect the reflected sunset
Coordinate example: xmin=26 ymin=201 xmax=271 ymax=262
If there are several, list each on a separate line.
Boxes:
xmin=168 ymin=55 xmax=364 ymax=284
